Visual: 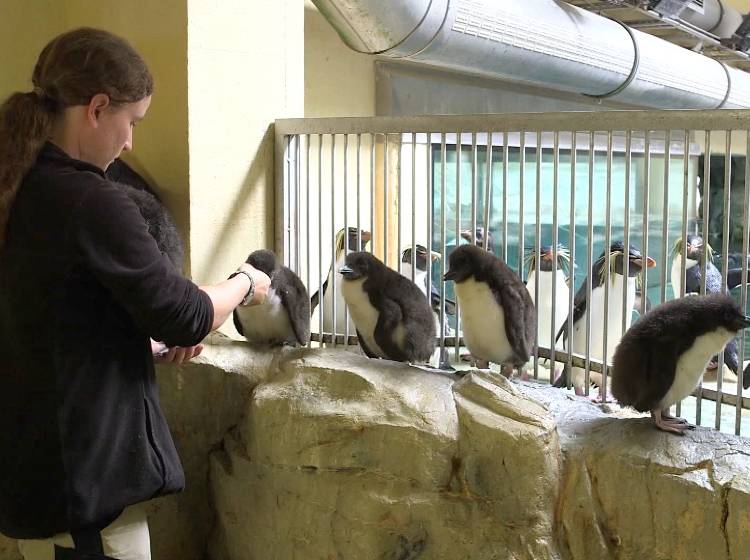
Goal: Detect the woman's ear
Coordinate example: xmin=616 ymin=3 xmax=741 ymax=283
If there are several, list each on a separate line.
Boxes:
xmin=86 ymin=93 xmax=110 ymax=127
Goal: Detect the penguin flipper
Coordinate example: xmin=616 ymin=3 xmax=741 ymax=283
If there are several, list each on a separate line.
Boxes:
xmin=726 ymin=268 xmax=744 ymax=291
xmin=743 ymin=361 xmax=750 ymax=390
xmin=356 ymin=329 xmax=379 ymax=359
xmin=372 ymin=298 xmax=409 ymax=362
xmin=498 ymin=285 xmax=536 ymax=364
xmin=723 ymin=335 xmax=740 ymax=374
xmin=233 ymin=309 xmax=244 ymax=337
xmin=310 ymin=278 xmax=329 ymax=313
xmin=277 ymin=267 xmax=311 ymax=345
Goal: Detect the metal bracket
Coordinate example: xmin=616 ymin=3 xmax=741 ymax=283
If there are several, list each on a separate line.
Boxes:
xmin=651 ymin=0 xmax=695 ymax=19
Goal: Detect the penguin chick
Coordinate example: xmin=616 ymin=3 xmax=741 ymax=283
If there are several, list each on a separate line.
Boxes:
xmin=339 ymin=251 xmax=436 ymax=363
xmin=444 ymin=244 xmax=536 ymax=374
xmin=611 ymin=293 xmax=750 ymax=434
xmin=233 ymin=250 xmax=310 ymax=347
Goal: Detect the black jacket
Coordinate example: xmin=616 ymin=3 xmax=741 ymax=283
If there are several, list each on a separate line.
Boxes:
xmin=0 ymin=143 xmax=214 ymax=539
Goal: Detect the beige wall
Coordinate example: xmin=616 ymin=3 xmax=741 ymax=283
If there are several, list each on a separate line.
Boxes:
xmin=186 ymin=0 xmax=304 ymax=289
xmin=304 ymin=0 xmax=375 ymax=117
xmin=726 ymin=0 xmax=750 ymax=11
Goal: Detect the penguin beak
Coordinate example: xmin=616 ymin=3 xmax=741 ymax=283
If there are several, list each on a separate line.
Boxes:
xmin=339 ymin=265 xmax=353 ymax=276
xmin=743 ymin=316 xmax=750 ymax=328
xmin=631 ymin=256 xmax=656 ymax=268
xmin=443 ymin=270 xmax=457 ymax=282
xmin=360 ymin=231 xmax=372 ymax=243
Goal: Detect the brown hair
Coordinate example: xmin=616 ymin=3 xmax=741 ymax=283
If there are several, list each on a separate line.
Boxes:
xmin=0 ymin=27 xmax=153 ymax=248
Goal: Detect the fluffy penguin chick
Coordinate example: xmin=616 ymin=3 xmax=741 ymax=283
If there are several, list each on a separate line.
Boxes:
xmin=444 ymin=244 xmax=536 ymax=372
xmin=233 ymin=250 xmax=310 ymax=347
xmin=611 ymin=293 xmax=750 ymax=434
xmin=339 ymin=251 xmax=435 ymax=363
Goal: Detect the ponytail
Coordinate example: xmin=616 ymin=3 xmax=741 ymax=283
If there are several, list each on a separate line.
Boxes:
xmin=0 ymin=91 xmax=55 ymax=248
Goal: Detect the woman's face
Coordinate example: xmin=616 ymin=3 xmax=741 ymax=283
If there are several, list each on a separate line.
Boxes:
xmin=87 ymin=95 xmax=151 ymax=170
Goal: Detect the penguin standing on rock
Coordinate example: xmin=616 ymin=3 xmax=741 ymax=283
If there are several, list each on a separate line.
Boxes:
xmin=310 ymin=227 xmax=371 ymax=337
xmin=444 ymin=244 xmax=535 ymax=375
xmin=525 ymin=245 xmax=570 ymax=357
xmin=233 ymin=250 xmax=310 ymax=347
xmin=554 ymin=241 xmax=656 ymax=395
xmin=612 ymin=293 xmax=750 ymax=434
xmin=339 ymin=252 xmax=436 ymax=363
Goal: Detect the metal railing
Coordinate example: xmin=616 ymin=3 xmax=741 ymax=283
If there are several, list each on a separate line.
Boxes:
xmin=275 ymin=110 xmax=750 ymax=436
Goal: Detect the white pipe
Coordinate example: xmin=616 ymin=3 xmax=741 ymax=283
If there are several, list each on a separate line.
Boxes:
xmin=312 ymin=0 xmax=750 ymax=109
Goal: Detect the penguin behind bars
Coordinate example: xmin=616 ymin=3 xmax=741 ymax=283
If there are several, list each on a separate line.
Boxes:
xmin=310 ymin=227 xmax=371 ymax=337
xmin=444 ymin=244 xmax=535 ymax=375
xmin=400 ymin=245 xmax=457 ymax=327
xmin=671 ymin=234 xmax=744 ymax=378
xmin=554 ymin=241 xmax=656 ymax=395
xmin=460 ymin=226 xmax=493 ymax=250
xmin=525 ymin=244 xmax=570 ymax=358
xmin=612 ymin=293 xmax=750 ymax=434
xmin=233 ymin=250 xmax=310 ymax=347
xmin=339 ymin=251 xmax=435 ymax=363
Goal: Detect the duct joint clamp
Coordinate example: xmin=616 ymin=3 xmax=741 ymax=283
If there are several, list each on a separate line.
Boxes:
xmin=584 ymin=19 xmax=640 ymax=100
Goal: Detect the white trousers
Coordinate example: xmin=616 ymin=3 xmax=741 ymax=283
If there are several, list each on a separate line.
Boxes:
xmin=17 ymin=505 xmax=151 ymax=560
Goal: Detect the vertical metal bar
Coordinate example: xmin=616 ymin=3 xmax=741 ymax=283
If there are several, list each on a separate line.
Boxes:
xmin=551 ymin=132 xmax=560 ymax=369
xmin=295 ymin=135 xmax=301 ymax=273
xmin=738 ymin=129 xmax=750 ymax=435
xmin=440 ymin=133 xmax=448 ymax=364
xmin=384 ymin=134 xmax=389 ymax=267
xmin=718 ymin=130 xmax=732 ymax=431
xmin=567 ymin=131 xmax=577 ymax=383
xmin=534 ymin=131 xmax=542 ymax=379
xmin=411 ymin=132 xmax=417 ymax=283
xmin=371 ymin=134 xmax=376 ymax=256
xmin=641 ymin=131 xmax=651 ymax=318
xmin=676 ymin=129 xmax=689 ymax=418
xmin=356 ymin=134 xmax=362 ymax=254
xmin=584 ymin=132 xmax=595 ymax=394
xmin=601 ymin=131 xmax=613 ymax=401
xmin=330 ymin=134 xmax=337 ymax=345
xmin=284 ymin=135 xmax=292 ymax=266
xmin=519 ymin=133 xmax=526 ymax=277
xmin=455 ymin=133 xmax=463 ymax=361
xmin=471 ymin=132 xmax=478 ymax=246
xmin=622 ymin=131 xmax=632 ymax=351
xmin=483 ymin=132 xmax=493 ymax=253
xmin=306 ymin=134 xmax=312 ymax=347
xmin=696 ymin=130 xmax=711 ymax=426
xmin=343 ymin=134 xmax=349 ymax=347
xmin=661 ymin=131 xmax=671 ymax=306
xmin=503 ymin=140 xmax=509 ymax=261
xmin=427 ymin=133 xmax=434 ymax=348
xmin=318 ymin=134 xmax=324 ymax=342
xmin=397 ymin=135 xmax=403 ymax=274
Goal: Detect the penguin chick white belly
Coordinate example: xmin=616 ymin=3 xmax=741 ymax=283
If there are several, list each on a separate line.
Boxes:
xmin=235 ymin=288 xmax=296 ymax=345
xmin=341 ymin=278 xmax=387 ymax=358
xmin=322 ymin=255 xmax=357 ymax=334
xmin=659 ymin=327 xmax=735 ymax=409
xmin=455 ymin=278 xmax=512 ymax=364
xmin=527 ymin=270 xmax=569 ymax=350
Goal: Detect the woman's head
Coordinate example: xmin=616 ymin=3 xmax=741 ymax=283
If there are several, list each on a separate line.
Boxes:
xmin=0 ymin=27 xmax=153 ymax=247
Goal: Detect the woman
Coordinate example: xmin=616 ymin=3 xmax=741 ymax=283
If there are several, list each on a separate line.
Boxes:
xmin=0 ymin=28 xmax=270 ymax=560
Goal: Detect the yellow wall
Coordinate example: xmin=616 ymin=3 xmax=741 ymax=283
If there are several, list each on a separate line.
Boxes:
xmin=304 ymin=0 xmax=375 ymax=117
xmin=726 ymin=0 xmax=750 ymax=11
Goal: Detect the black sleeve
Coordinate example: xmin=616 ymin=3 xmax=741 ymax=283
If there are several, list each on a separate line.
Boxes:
xmin=72 ymin=180 xmax=214 ymax=347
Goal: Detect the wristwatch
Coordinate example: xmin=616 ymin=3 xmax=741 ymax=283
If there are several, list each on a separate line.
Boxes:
xmin=228 ymin=270 xmax=255 ymax=306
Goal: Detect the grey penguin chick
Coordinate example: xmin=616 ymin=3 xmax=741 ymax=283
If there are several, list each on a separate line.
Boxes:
xmin=233 ymin=250 xmax=310 ymax=347
xmin=444 ymin=244 xmax=536 ymax=375
xmin=611 ymin=293 xmax=750 ymax=434
xmin=339 ymin=251 xmax=436 ymax=363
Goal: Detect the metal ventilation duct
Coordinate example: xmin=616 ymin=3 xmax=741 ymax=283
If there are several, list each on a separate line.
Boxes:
xmin=312 ymin=0 xmax=750 ymax=109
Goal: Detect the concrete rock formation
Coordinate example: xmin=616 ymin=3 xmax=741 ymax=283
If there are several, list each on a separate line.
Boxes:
xmin=1 ymin=340 xmax=749 ymax=560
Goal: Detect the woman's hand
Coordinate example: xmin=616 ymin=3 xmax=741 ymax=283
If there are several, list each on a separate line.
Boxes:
xmin=151 ymin=338 xmax=204 ymax=364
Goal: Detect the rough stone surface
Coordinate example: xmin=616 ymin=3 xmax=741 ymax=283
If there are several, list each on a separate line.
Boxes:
xmin=3 ymin=341 xmax=750 ymax=560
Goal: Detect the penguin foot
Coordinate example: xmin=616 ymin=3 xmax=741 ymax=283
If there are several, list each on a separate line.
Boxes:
xmin=500 ymin=363 xmax=514 ymax=378
xmin=651 ymin=409 xmax=694 ymax=435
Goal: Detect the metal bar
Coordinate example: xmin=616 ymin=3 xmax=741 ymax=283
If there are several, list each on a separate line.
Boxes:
xmin=503 ymin=140 xmax=509 ymax=261
xmin=551 ymin=131 xmax=560 ymax=369
xmin=738 ymin=129 xmax=750 ymax=435
xmin=330 ymin=134 xmax=337 ymax=345
xmin=483 ymin=132 xmax=493 ymax=253
xmin=567 ymin=131 xmax=577 ymax=383
xmin=641 ymin=131 xmax=650 ymax=318
xmin=601 ymin=131 xmax=613 ymax=401
xmin=440 ymin=133 xmax=448 ymax=365
xmin=275 ymin=109 xmax=750 ymax=137
xmin=306 ymin=134 xmax=312 ymax=347
xmin=676 ymin=129 xmax=690 ymax=419
xmin=397 ymin=134 xmax=402 ymax=275
xmin=455 ymin=133 xmax=462 ymax=361
xmin=718 ymin=130 xmax=732 ymax=431
xmin=318 ymin=133 xmax=324 ymax=342
xmin=343 ymin=133 xmax=349 ymax=347
xmin=661 ymin=131 xmax=671 ymax=308
xmin=295 ymin=135 xmax=301 ymax=273
xmin=622 ymin=130 xmax=631 ymax=382
xmin=384 ymin=134 xmax=389 ymax=267
xmin=519 ymin=133 xmax=526 ymax=277
xmin=471 ymin=132 xmax=478 ymax=248
xmin=696 ymin=130 xmax=711 ymax=426
xmin=371 ymin=134 xmax=376 ymax=256
xmin=534 ymin=131 xmax=542 ymax=380
xmin=584 ymin=132 xmax=595 ymax=394
xmin=411 ymin=132 xmax=417 ymax=284
xmin=426 ymin=133 xmax=433 ymax=353
xmin=356 ymin=133 xmax=362 ymax=258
